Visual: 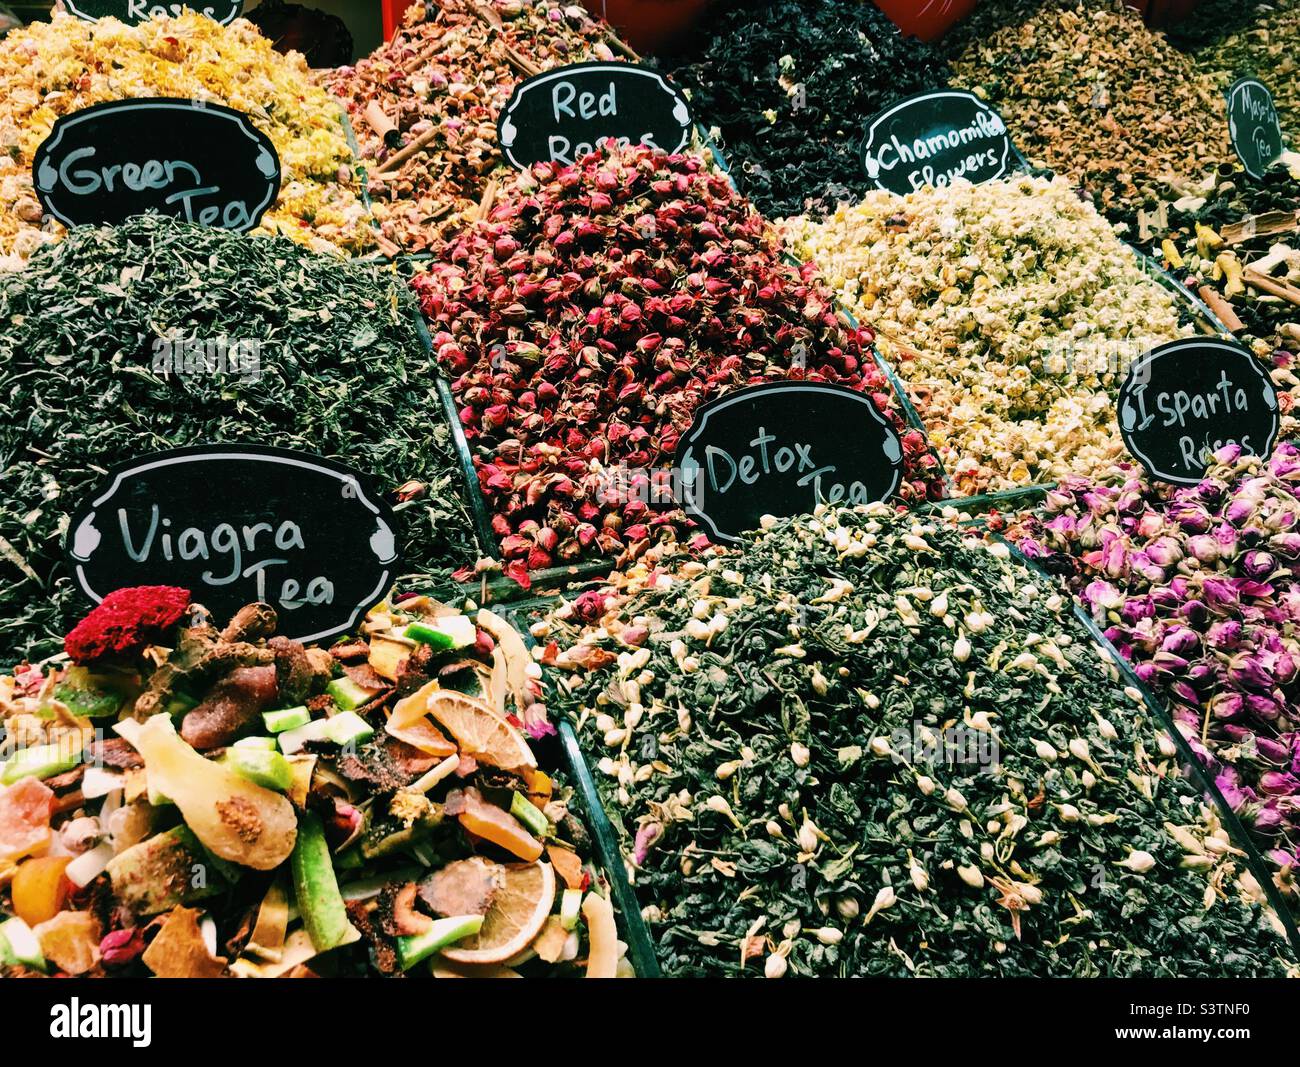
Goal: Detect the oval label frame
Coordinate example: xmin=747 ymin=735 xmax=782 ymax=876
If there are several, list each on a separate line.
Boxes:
xmin=1226 ymin=77 xmax=1285 ymax=181
xmin=673 ymin=382 xmax=904 ymax=545
xmin=860 ymin=89 xmax=1015 ymax=195
xmin=62 ymin=1 xmax=243 ymax=26
xmin=34 ymin=97 xmax=281 ymax=233
xmin=65 ymin=444 xmax=401 ymax=644
xmin=1117 ymin=338 xmax=1280 ymax=486
xmin=497 ymin=61 xmax=692 ymax=170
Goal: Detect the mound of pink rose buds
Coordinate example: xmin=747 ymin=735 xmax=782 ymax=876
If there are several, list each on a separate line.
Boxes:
xmin=1015 ymin=444 xmax=1300 ymax=878
xmin=413 ymin=144 xmax=944 ymax=585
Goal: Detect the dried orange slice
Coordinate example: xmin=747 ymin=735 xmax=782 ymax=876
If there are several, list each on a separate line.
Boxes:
xmin=439 ymin=860 xmax=555 ymax=966
xmin=425 ymin=691 xmax=535 ymax=772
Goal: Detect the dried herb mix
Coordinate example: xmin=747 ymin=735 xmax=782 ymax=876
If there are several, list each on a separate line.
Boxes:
xmin=323 ymin=0 xmax=617 ymax=254
xmin=1191 ymin=1 xmax=1300 ymax=139
xmin=1013 ymin=444 xmax=1300 ymax=886
xmin=948 ymin=0 xmax=1234 ymax=230
xmin=0 ymin=12 xmax=375 ymax=268
xmin=0 ymin=216 xmax=478 ymax=666
xmin=539 ymin=505 xmax=1296 ymax=976
xmin=414 ymin=144 xmax=945 ymax=585
xmin=660 ymin=0 xmax=951 ymax=219
xmin=782 ymin=174 xmax=1191 ymax=495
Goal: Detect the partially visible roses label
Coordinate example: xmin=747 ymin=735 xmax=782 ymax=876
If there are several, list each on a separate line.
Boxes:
xmin=33 ymin=98 xmax=280 ymax=232
xmin=66 ymin=445 xmax=400 ymax=643
xmin=497 ymin=61 xmax=692 ymax=169
xmin=1117 ymin=339 xmax=1280 ymax=486
xmin=1226 ymin=77 xmax=1285 ymax=180
xmin=860 ymin=89 xmax=1015 ymax=194
xmin=62 ymin=1 xmax=243 ymax=25
xmin=673 ymin=382 xmax=904 ymax=544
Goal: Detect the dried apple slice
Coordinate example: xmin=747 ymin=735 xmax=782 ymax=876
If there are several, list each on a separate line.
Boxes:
xmin=119 ymin=715 xmax=297 ymax=870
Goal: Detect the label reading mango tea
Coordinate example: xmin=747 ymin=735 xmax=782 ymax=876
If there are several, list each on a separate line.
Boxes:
xmin=1226 ymin=77 xmax=1285 ymax=180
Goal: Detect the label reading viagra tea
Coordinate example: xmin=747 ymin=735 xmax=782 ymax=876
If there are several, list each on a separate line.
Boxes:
xmin=1117 ymin=339 xmax=1280 ymax=485
xmin=62 ymin=1 xmax=242 ymax=25
xmin=497 ymin=62 xmax=692 ymax=169
xmin=860 ymin=89 xmax=1015 ymax=194
xmin=66 ymin=445 xmax=400 ymax=644
xmin=33 ymin=98 xmax=280 ymax=232
xmin=1226 ymin=77 xmax=1285 ymax=180
xmin=673 ymin=382 xmax=903 ymax=544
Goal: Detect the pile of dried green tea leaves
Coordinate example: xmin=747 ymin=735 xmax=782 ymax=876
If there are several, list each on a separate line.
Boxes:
xmin=539 ymin=505 xmax=1298 ymax=977
xmin=0 ymin=216 xmax=478 ymax=664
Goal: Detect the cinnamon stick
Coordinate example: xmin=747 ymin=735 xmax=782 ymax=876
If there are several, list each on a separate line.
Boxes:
xmin=375 ymin=127 xmax=440 ymax=174
xmin=363 ymin=100 xmax=397 ymax=141
xmin=502 ymin=46 xmax=541 ymax=78
xmin=1197 ymin=285 xmax=1244 ymax=333
xmin=605 ymin=33 xmax=642 ymax=62
xmin=1244 ymin=268 xmax=1300 ymax=308
xmin=477 ymin=179 xmax=498 ymax=221
xmin=1222 ymin=210 xmax=1300 ymax=245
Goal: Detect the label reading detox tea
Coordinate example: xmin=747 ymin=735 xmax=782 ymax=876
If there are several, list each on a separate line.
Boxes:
xmin=860 ymin=89 xmax=1015 ymax=194
xmin=62 ymin=0 xmax=243 ymax=25
xmin=674 ymin=382 xmax=903 ymax=544
xmin=33 ymin=98 xmax=280 ymax=232
xmin=1226 ymin=77 xmax=1285 ymax=180
xmin=1117 ymin=339 xmax=1280 ymax=485
xmin=497 ymin=62 xmax=692 ymax=169
xmin=66 ymin=445 xmax=400 ymax=644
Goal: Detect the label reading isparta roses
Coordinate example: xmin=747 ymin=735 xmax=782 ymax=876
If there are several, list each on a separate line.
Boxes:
xmin=62 ymin=1 xmax=243 ymax=26
xmin=1118 ymin=339 xmax=1280 ymax=485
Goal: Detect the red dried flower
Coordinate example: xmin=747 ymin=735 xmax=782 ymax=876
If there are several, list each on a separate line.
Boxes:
xmin=63 ymin=586 xmax=192 ymax=665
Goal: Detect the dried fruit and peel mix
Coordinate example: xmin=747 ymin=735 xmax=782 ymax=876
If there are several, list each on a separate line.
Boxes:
xmin=0 ymin=12 xmax=375 ymax=269
xmin=323 ymin=0 xmax=620 ymax=254
xmin=414 ymin=144 xmax=945 ymax=586
xmin=538 ymin=505 xmax=1297 ymax=976
xmin=782 ymin=174 xmax=1199 ymax=496
xmin=0 ymin=590 xmax=626 ymax=978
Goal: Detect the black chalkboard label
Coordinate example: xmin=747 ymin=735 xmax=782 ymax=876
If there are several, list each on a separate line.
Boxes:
xmin=861 ymin=90 xmax=1015 ymax=194
xmin=34 ymin=98 xmax=280 ymax=233
xmin=673 ymin=383 xmax=904 ymax=544
xmin=1117 ymin=339 xmax=1280 ymax=486
xmin=66 ymin=445 xmax=400 ymax=644
xmin=497 ymin=62 xmax=692 ymax=170
xmin=1226 ymin=77 xmax=1285 ymax=180
xmin=63 ymin=1 xmax=243 ymax=25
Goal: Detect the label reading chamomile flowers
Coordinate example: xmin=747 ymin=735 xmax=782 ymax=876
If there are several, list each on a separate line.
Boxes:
xmin=673 ymin=382 xmax=904 ymax=544
xmin=860 ymin=89 xmax=1017 ymax=195
xmin=496 ymin=62 xmax=692 ymax=169
xmin=1117 ymin=339 xmax=1280 ymax=485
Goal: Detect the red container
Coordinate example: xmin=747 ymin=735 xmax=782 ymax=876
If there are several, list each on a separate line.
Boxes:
xmin=581 ymin=0 xmax=715 ymax=54
xmin=873 ymin=0 xmax=979 ymax=41
xmin=382 ymin=0 xmax=418 ymax=40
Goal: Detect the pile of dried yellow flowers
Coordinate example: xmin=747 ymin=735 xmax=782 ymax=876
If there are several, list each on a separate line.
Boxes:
xmin=0 ymin=13 xmax=374 ymax=268
xmin=781 ymin=174 xmax=1192 ymax=495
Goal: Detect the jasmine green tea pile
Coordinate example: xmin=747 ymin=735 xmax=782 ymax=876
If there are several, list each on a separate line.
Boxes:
xmin=538 ymin=505 xmax=1296 ymax=977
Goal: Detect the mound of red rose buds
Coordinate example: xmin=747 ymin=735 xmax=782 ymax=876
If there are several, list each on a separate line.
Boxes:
xmin=413 ymin=145 xmax=944 ymax=584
